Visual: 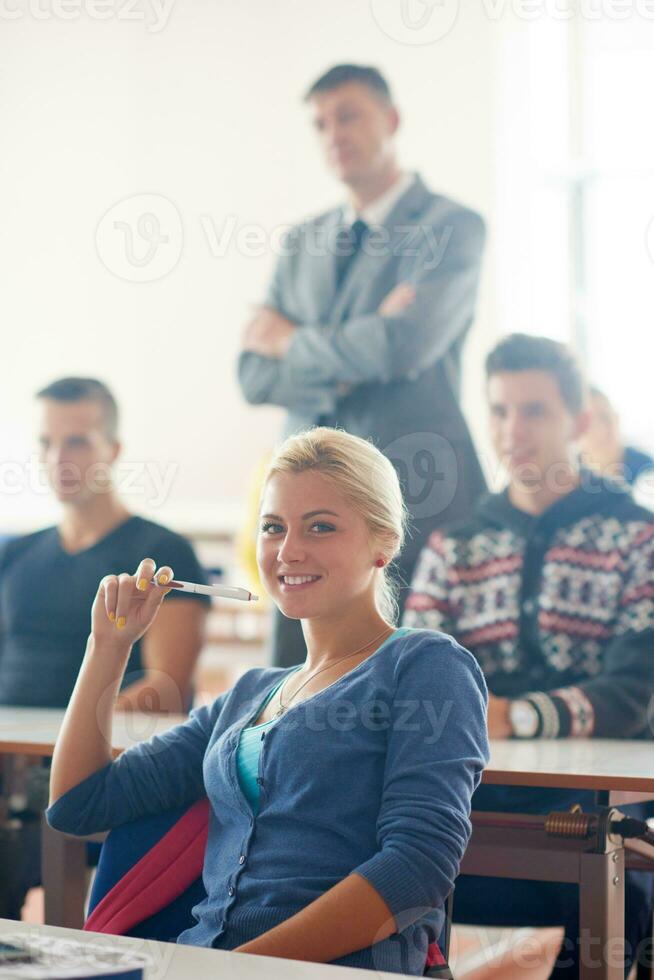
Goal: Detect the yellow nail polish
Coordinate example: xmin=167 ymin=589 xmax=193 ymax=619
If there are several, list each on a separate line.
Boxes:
xmin=108 ymin=611 xmax=116 ymax=622
xmin=137 ymin=578 xmax=148 ymax=592
xmin=157 ymin=573 xmax=169 ymax=585
xmin=116 ymin=616 xmax=126 ymax=629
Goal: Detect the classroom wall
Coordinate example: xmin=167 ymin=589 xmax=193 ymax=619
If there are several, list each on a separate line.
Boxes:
xmin=0 ymin=0 xmax=499 ymax=533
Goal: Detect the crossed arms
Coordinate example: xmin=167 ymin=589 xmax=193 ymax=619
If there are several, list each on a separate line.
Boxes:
xmin=238 ymin=207 xmax=485 ymax=413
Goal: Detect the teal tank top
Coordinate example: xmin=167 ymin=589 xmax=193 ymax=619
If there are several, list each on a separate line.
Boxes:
xmin=236 ymin=673 xmax=296 ymax=813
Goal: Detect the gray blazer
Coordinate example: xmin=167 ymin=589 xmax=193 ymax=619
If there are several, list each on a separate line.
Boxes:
xmin=238 ymin=175 xmax=486 ymax=573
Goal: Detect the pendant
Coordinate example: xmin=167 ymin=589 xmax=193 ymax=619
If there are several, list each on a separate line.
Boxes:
xmin=274 ymin=706 xmax=286 ymax=718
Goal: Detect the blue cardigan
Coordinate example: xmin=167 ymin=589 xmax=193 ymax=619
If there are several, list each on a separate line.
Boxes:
xmin=47 ymin=628 xmax=488 ymax=975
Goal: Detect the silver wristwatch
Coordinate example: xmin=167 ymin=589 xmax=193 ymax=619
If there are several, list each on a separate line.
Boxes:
xmin=509 ymin=699 xmax=540 ymax=738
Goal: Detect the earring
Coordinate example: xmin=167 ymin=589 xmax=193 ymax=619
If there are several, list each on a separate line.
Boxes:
xmin=375 ymin=558 xmax=385 ymax=568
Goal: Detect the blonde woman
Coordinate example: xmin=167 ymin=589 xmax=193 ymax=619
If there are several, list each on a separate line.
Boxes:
xmin=48 ymin=428 xmax=488 ymax=975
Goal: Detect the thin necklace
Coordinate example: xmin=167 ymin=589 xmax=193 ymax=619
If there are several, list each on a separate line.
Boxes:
xmin=274 ymin=624 xmax=394 ymax=718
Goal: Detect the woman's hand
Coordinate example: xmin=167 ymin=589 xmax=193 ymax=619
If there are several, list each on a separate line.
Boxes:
xmin=91 ymin=557 xmax=173 ymax=653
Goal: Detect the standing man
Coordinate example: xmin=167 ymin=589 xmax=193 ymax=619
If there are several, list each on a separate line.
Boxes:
xmin=238 ymin=64 xmax=486 ymax=665
xmin=0 ymin=377 xmax=211 ymax=918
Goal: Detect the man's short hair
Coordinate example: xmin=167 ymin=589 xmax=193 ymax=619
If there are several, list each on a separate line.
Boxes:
xmin=36 ymin=377 xmax=119 ymax=440
xmin=485 ymin=333 xmax=585 ymax=415
xmin=304 ymin=64 xmax=392 ymax=104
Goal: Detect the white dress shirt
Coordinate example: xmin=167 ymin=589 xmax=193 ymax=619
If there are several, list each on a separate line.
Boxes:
xmin=342 ymin=171 xmax=415 ymax=228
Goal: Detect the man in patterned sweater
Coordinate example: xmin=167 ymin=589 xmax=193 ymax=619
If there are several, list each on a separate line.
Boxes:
xmin=404 ymin=333 xmax=654 ymax=977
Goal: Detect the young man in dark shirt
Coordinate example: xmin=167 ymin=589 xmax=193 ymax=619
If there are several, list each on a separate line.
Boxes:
xmin=0 ymin=377 xmax=209 ymax=713
xmin=0 ymin=377 xmax=211 ymax=917
xmin=404 ymin=334 xmax=654 ymax=977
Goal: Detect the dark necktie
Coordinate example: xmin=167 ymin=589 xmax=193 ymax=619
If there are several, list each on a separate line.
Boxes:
xmin=334 ymin=218 xmax=368 ymax=291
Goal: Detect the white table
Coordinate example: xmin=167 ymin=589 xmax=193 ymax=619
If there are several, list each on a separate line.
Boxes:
xmin=486 ymin=737 xmax=654 ymax=799
xmin=463 ymin=738 xmax=654 ymax=980
xmin=2 ymin=708 xmax=653 ymax=979
xmin=0 ymin=707 xmax=186 ymax=927
xmin=0 ymin=919 xmax=410 ymax=979
xmin=0 ymin=707 xmax=187 ymax=759
xmin=6 ymin=709 xmax=651 ymax=793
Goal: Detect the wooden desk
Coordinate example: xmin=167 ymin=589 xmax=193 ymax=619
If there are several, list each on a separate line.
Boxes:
xmin=0 ymin=919 xmax=408 ymax=980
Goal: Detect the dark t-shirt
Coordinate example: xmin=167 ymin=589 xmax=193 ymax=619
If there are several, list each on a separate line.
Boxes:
xmin=0 ymin=516 xmax=210 ymax=708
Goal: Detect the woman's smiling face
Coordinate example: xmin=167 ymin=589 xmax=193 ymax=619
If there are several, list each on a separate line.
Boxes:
xmin=257 ymin=469 xmax=379 ymax=620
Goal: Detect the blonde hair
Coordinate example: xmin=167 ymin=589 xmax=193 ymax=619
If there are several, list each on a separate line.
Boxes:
xmin=262 ymin=427 xmax=408 ymax=622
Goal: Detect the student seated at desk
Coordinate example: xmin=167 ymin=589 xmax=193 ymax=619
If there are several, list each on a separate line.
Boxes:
xmin=0 ymin=377 xmax=209 ymax=713
xmin=0 ymin=377 xmax=209 ymax=919
xmin=578 ymin=384 xmax=654 ymax=489
xmin=404 ymin=334 xmax=654 ymax=978
xmin=47 ymin=428 xmax=488 ymax=975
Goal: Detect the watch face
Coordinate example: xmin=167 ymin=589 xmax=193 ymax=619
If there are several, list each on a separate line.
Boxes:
xmin=510 ymin=700 xmax=539 ymax=738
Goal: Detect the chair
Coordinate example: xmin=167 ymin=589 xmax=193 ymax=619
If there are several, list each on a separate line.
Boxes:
xmin=85 ymin=800 xmax=454 ymax=977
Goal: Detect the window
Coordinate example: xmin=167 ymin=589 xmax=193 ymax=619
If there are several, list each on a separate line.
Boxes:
xmin=496 ymin=14 xmax=654 ymax=451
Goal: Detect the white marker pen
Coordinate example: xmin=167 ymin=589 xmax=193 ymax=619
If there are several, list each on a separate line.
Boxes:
xmin=151 ymin=579 xmax=259 ymax=602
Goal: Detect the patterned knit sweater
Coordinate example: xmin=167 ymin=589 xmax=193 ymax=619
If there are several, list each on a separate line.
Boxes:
xmin=403 ymin=473 xmax=654 ymax=738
